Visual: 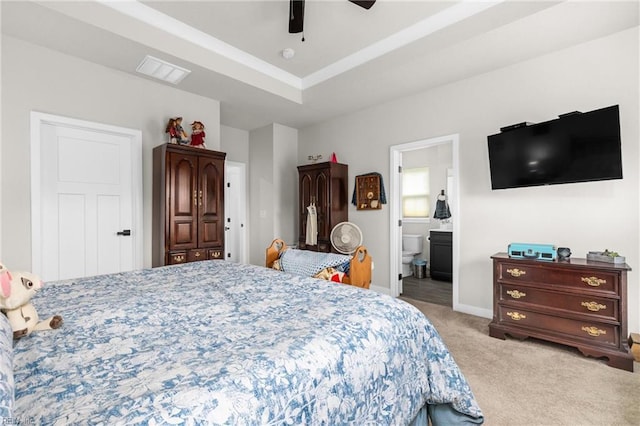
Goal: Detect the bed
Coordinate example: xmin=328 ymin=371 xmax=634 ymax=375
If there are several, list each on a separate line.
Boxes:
xmin=266 ymin=238 xmax=372 ymax=289
xmin=5 ymin=260 xmax=483 ymax=424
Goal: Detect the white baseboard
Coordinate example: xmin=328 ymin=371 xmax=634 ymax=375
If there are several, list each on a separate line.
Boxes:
xmin=371 ymin=284 xmax=493 ymax=320
xmin=453 ymin=302 xmax=493 ymax=319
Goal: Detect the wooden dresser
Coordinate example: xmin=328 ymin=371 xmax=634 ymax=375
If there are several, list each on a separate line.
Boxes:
xmin=297 ymin=162 xmax=348 ymax=253
xmin=489 ymin=253 xmax=634 ymax=371
xmin=152 ymin=144 xmax=226 ymax=266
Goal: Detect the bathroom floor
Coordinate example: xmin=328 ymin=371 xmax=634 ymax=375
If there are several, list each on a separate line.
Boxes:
xmin=401 ymin=275 xmax=452 ymax=307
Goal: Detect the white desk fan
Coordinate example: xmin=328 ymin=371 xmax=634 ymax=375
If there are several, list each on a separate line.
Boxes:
xmin=330 ymin=222 xmax=363 ymax=254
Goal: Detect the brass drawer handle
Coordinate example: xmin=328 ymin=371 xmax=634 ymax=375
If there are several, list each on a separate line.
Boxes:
xmin=194 ymin=252 xmax=201 ymax=258
xmin=581 ymin=301 xmax=607 ymax=312
xmin=507 ymin=289 xmax=526 ymax=299
xmin=506 ymin=311 xmax=526 ymax=321
xmin=174 ymin=255 xmax=185 ymax=262
xmin=581 ymin=276 xmax=606 ymax=287
xmin=581 ymin=326 xmax=606 ymax=337
xmin=506 ymin=268 xmax=526 ymax=278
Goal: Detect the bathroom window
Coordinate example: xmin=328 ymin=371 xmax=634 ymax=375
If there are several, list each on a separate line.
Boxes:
xmin=402 ymin=167 xmax=430 ymax=219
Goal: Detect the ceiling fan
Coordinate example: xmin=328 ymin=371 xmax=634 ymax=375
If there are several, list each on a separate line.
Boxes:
xmin=289 ymin=0 xmax=376 ymax=35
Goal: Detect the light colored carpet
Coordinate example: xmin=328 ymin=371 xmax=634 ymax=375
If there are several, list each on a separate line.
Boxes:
xmin=401 ymin=297 xmax=640 ymax=426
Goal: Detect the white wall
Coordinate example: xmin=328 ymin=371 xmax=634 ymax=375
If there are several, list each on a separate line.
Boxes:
xmin=272 ymin=124 xmax=298 ymax=244
xmin=221 ymin=125 xmax=249 ymax=164
xmin=1 ymin=36 xmax=221 ymax=270
xmin=248 ymin=124 xmax=298 ymax=265
xmin=299 ymin=28 xmax=640 ymax=331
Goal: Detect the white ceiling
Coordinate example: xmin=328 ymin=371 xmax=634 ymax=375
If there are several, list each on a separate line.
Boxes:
xmin=2 ymin=1 xmax=638 ymax=130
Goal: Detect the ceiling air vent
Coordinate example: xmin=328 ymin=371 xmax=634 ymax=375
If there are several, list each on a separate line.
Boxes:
xmin=136 ymin=55 xmax=191 ymax=84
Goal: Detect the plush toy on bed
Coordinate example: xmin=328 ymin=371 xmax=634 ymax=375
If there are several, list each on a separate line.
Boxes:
xmin=0 ymin=263 xmax=63 ymax=339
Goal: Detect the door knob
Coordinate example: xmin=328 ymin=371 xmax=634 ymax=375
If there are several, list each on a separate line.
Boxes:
xmin=117 ymin=229 xmax=131 ymax=236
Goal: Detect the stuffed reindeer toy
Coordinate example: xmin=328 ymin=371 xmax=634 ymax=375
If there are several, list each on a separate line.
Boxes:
xmin=0 ymin=263 xmax=62 ymax=339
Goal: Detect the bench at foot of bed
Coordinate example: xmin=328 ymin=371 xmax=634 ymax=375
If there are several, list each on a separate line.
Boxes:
xmin=265 ymin=238 xmax=372 ymax=289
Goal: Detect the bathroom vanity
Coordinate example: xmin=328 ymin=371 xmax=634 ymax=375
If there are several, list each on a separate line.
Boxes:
xmin=429 ymin=230 xmax=452 ymax=281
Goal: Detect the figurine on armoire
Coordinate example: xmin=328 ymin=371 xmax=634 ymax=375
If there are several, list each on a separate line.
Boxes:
xmin=190 ymin=121 xmax=206 ymax=149
xmin=165 ymin=117 xmax=178 ymax=144
xmin=174 ymin=117 xmax=190 ymax=145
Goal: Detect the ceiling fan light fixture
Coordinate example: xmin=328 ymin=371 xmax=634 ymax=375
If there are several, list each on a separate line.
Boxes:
xmin=281 ymin=48 xmax=296 ymax=60
xmin=136 ymin=55 xmax=191 ymax=84
xmin=348 ymin=0 xmax=376 ymax=10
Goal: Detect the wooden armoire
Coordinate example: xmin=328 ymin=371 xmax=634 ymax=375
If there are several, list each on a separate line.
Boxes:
xmin=297 ymin=162 xmax=348 ymax=253
xmin=153 ymin=144 xmax=226 ymax=266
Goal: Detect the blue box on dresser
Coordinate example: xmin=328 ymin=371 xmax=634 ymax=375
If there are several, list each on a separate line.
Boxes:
xmin=508 ymin=243 xmax=557 ymax=261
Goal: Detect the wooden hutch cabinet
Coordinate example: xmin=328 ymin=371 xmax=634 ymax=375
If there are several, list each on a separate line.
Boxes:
xmin=297 ymin=162 xmax=348 ymax=253
xmin=489 ymin=253 xmax=634 ymax=371
xmin=153 ymin=144 xmax=225 ymax=266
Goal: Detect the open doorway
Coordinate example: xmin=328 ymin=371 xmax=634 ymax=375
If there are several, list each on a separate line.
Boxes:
xmin=389 ymin=134 xmax=459 ymax=308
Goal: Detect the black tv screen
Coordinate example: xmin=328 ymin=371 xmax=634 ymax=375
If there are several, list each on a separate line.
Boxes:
xmin=488 ymin=105 xmax=623 ymax=190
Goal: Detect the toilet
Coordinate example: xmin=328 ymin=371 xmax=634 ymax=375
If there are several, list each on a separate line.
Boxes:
xmin=402 ymin=234 xmax=424 ymax=278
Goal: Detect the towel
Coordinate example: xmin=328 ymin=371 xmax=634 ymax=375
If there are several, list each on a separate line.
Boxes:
xmin=433 ymin=199 xmax=451 ymax=219
xmin=305 ymin=204 xmax=317 ymax=245
xmin=351 ymin=172 xmax=387 ymax=206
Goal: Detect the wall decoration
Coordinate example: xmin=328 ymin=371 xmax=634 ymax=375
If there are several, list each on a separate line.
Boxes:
xmin=353 ymin=172 xmax=386 ymax=210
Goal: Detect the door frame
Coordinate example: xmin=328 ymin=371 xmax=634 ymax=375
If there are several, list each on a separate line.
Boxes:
xmin=389 ymin=134 xmax=460 ymax=306
xmin=225 ymin=161 xmax=248 ymax=264
xmin=30 ymin=111 xmax=143 ymax=275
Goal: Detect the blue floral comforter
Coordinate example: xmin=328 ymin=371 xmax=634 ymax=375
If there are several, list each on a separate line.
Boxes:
xmin=12 ymin=261 xmax=483 ymax=424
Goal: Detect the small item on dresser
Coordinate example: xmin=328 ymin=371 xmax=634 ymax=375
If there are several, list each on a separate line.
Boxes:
xmin=557 ymin=247 xmax=571 ymax=261
xmin=586 ymin=249 xmax=625 ymax=264
xmin=507 ymin=243 xmax=557 ymax=261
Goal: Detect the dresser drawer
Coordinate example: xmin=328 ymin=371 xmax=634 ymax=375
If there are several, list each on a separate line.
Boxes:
xmin=498 ymin=262 xmax=618 ymax=293
xmin=497 ymin=306 xmax=619 ymax=347
xmin=207 ymin=249 xmax=223 ymax=260
xmin=167 ymin=251 xmax=187 ymax=264
xmin=188 ymin=249 xmax=207 ymax=262
xmin=500 ymin=284 xmax=618 ymax=322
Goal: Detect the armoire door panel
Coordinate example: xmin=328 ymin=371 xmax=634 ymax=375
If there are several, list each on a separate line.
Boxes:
xmin=198 ymin=156 xmax=223 ymax=248
xmin=171 ymin=155 xmax=198 ymax=216
xmin=199 ymin=161 xmax=222 ymax=217
xmin=168 ymin=153 xmax=198 ymax=250
xmin=299 ymin=174 xmax=312 ymax=239
xmin=172 ymin=221 xmax=196 ymax=247
xmin=315 ymin=172 xmax=329 ymax=239
xmin=199 ymin=220 xmax=221 ymax=246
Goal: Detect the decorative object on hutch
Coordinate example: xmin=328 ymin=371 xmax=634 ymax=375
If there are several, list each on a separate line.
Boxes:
xmin=489 ymin=253 xmax=634 ymax=372
xmin=352 ymin=172 xmax=386 ymax=210
xmin=153 ymin=143 xmax=226 ymax=266
xmin=298 ymin=161 xmax=348 ymax=253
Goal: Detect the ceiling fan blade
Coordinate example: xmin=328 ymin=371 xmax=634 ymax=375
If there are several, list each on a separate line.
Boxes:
xmin=348 ymin=0 xmax=376 ymax=9
xmin=289 ymin=0 xmax=305 ymax=34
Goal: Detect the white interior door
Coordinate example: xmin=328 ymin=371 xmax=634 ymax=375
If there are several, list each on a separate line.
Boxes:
xmin=31 ymin=112 xmax=142 ymax=281
xmin=224 ymin=161 xmax=247 ymax=263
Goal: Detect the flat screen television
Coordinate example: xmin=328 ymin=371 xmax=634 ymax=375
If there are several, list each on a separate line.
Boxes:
xmin=487 ymin=105 xmax=623 ymax=190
